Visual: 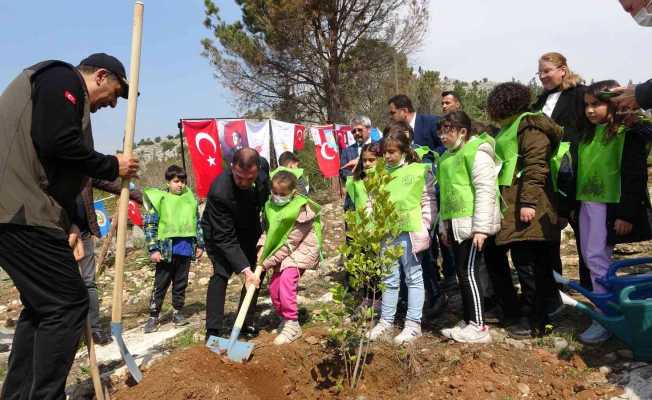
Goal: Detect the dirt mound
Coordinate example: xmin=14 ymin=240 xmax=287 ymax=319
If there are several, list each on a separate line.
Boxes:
xmin=113 ymin=328 xmax=621 ymax=400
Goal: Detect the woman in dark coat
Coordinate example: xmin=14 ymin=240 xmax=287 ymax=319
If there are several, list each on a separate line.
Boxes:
xmin=531 ymin=52 xmax=593 ymax=295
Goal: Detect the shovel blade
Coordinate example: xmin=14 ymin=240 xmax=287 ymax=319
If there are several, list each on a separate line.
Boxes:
xmin=111 ymin=322 xmax=143 ymax=382
xmin=205 ymin=335 xmax=255 ymax=363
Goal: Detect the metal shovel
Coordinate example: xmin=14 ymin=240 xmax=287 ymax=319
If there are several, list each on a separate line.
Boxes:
xmin=206 ymin=265 xmax=263 ymax=362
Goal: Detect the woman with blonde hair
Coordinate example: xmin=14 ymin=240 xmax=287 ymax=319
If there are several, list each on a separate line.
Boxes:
xmin=531 ymin=52 xmax=593 ymax=304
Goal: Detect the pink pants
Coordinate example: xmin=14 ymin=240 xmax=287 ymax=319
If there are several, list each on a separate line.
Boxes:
xmin=269 ymin=267 xmax=302 ymax=321
xmin=579 ymin=202 xmax=613 ymax=294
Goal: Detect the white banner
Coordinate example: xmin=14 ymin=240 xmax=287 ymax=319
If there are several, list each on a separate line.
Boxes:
xmin=245 ymin=120 xmax=271 ymax=161
xmin=270 ymin=119 xmax=295 ymax=161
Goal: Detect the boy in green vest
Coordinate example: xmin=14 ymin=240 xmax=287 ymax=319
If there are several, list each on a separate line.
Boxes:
xmin=274 ymin=151 xmax=308 ymax=195
xmin=143 ymin=165 xmax=204 ymax=333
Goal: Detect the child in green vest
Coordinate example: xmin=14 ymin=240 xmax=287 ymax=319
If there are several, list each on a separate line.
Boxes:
xmin=576 ymin=80 xmax=652 ymax=343
xmin=143 ymin=165 xmax=204 ymax=333
xmin=366 ymin=131 xmax=437 ymax=345
xmin=345 ymin=142 xmax=383 ymax=311
xmin=487 ymin=82 xmax=564 ymax=338
xmin=275 ymin=151 xmax=308 ymax=195
xmin=256 ymin=171 xmax=321 ymax=345
xmin=436 ymin=111 xmax=501 ymax=343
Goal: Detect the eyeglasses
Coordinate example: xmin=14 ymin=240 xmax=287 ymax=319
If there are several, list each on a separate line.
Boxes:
xmin=352 ymin=128 xmax=365 ymax=133
xmin=536 ymin=67 xmax=561 ymax=77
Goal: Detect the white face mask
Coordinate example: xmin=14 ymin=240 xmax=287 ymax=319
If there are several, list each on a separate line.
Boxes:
xmin=386 ymin=154 xmax=406 ymax=170
xmin=271 ymin=193 xmax=292 ymax=206
xmin=634 ymin=2 xmax=652 ymax=26
xmin=444 ymin=135 xmax=465 ymax=151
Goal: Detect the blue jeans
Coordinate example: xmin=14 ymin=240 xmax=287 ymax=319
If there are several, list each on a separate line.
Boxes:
xmin=381 ymin=233 xmax=425 ymax=324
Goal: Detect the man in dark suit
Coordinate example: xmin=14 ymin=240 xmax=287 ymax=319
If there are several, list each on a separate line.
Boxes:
xmin=201 ymin=148 xmax=270 ymax=340
xmin=387 ymin=94 xmax=444 ymax=154
xmin=339 ymin=115 xmax=373 ymax=210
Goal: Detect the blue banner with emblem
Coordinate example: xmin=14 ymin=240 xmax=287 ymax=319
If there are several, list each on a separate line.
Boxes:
xmin=94 ymin=200 xmax=111 ymax=238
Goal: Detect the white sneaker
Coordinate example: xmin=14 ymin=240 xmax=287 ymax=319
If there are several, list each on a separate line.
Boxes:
xmin=273 ymin=320 xmax=302 ymax=345
xmin=393 ymin=320 xmax=422 ymax=345
xmin=579 ymin=320 xmax=611 ymax=344
xmin=366 ymin=320 xmax=393 ymax=341
xmin=440 ymin=320 xmax=467 ymax=339
xmin=451 ymin=322 xmax=492 ymax=344
xmin=272 ymin=319 xmax=285 ymax=335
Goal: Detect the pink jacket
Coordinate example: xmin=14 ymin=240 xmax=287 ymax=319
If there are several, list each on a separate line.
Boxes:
xmin=256 ymin=204 xmax=320 ymax=271
xmin=409 ymin=168 xmax=437 ymax=254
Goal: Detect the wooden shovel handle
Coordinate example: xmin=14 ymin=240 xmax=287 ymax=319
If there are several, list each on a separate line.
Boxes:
xmin=111 ymin=1 xmax=144 ymax=324
xmin=232 ymin=265 xmax=264 ymax=330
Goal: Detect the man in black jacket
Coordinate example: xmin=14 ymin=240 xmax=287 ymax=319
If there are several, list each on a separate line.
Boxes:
xmin=0 ymin=54 xmax=139 ymax=399
xmin=201 ymin=148 xmax=269 ymax=340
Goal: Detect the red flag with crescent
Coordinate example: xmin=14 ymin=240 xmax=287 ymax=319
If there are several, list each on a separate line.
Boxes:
xmin=293 ymin=124 xmax=305 ymax=151
xmin=127 ymin=200 xmax=143 ymax=227
xmin=314 ymin=127 xmax=340 ymax=178
xmin=181 ymin=119 xmax=223 ymax=199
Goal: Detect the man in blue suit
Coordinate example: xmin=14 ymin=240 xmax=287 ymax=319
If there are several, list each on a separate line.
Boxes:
xmin=339 ymin=115 xmax=373 ymax=210
xmin=387 ymin=94 xmax=444 ymax=154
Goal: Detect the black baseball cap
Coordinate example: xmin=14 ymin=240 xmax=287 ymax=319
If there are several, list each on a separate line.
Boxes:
xmin=79 ymin=53 xmax=130 ymax=98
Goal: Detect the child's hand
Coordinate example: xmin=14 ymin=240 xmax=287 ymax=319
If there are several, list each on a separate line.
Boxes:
xmin=150 ymin=251 xmax=162 ymax=263
xmin=520 ymin=207 xmax=536 ymax=223
xmin=195 ymin=248 xmax=204 ymax=259
xmin=472 ymin=233 xmax=488 ymax=251
xmin=614 ymin=219 xmax=633 ymax=236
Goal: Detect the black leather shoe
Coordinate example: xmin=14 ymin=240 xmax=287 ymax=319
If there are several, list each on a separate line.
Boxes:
xmin=92 ymin=331 xmax=113 ymax=346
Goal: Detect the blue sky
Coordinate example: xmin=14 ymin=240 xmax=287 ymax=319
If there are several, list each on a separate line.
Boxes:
xmin=0 ymin=0 xmax=241 ymax=153
xmin=1 ymin=1 xmax=649 ymax=154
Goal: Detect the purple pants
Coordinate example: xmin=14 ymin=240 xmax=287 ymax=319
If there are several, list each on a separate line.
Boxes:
xmin=579 ymin=202 xmax=613 ymax=294
xmin=269 ymin=267 xmax=302 ymax=321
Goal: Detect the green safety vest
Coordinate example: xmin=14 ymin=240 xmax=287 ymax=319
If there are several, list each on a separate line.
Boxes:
xmin=345 ymin=177 xmax=369 ymax=213
xmin=576 ymin=124 xmax=625 ymax=203
xmin=144 ymin=188 xmax=197 ymax=240
xmin=386 ymin=163 xmax=428 ymax=232
xmin=550 ymin=141 xmax=571 ymax=193
xmin=437 ymin=134 xmax=494 ymax=220
xmin=261 ymin=194 xmax=322 ymax=263
xmin=494 ymin=112 xmax=542 ymax=186
xmin=415 ymin=146 xmax=432 ymax=160
xmin=270 ymin=166 xmax=304 ymax=179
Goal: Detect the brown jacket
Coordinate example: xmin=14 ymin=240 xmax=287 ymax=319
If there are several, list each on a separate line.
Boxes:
xmin=256 ymin=204 xmax=320 ymax=271
xmin=496 ymin=114 xmax=563 ymax=245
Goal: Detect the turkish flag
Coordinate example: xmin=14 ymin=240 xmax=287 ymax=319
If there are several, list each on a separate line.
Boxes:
xmin=181 ymin=119 xmax=223 ymax=199
xmin=335 ymin=124 xmax=351 ymax=151
xmin=294 ymin=124 xmax=305 ymax=151
xmin=127 ymin=200 xmax=143 ymax=227
xmin=315 ymin=128 xmax=340 ymax=178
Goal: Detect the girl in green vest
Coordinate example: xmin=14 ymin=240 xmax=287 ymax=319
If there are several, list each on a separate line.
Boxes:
xmin=345 ymin=142 xmax=383 ymax=216
xmin=437 ymin=111 xmax=501 ymax=344
xmin=366 ymin=131 xmax=437 ymax=345
xmin=575 ymin=80 xmax=652 ymax=344
xmin=256 ymin=171 xmax=321 ymax=345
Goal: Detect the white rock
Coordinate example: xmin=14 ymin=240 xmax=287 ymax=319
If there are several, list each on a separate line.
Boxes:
xmin=198 ymin=277 xmax=210 ymax=286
